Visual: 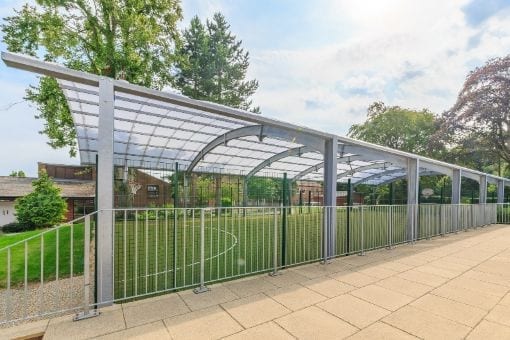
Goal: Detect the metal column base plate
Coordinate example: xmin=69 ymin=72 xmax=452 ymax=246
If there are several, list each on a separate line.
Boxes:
xmin=269 ymin=271 xmax=281 ymax=277
xmin=74 ymin=309 xmax=100 ymax=321
xmin=193 ymin=286 xmax=210 ymax=294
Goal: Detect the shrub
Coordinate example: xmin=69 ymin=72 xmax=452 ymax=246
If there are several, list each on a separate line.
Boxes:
xmin=15 ymin=171 xmax=67 ymax=229
xmin=1 ymin=222 xmax=35 ymax=233
xmin=221 ymin=197 xmax=232 ymax=207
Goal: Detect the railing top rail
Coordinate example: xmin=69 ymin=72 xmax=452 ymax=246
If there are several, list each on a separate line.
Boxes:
xmin=0 ymin=211 xmax=97 ymax=252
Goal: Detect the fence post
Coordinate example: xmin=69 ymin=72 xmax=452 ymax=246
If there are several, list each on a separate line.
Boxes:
xmin=359 ymin=206 xmax=365 ymax=256
xmin=269 ymin=208 xmax=280 ymax=276
xmin=281 ymin=173 xmax=288 ymax=268
xmin=194 ymin=209 xmax=210 ymax=294
xmin=74 ymin=214 xmax=100 ymax=321
xmin=322 ymin=207 xmax=330 ymax=263
xmin=387 ymin=205 xmax=393 ymax=249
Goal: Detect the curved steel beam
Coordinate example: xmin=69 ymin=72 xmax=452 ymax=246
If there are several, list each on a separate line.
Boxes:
xmin=352 ymin=169 xmax=406 ymax=185
xmin=291 ymin=154 xmax=366 ymax=182
xmin=336 ymin=162 xmax=394 ymax=180
xmin=368 ymin=171 xmax=441 ymax=186
xmin=187 ymin=125 xmax=326 ymax=173
xmin=245 ymin=146 xmax=317 ymax=179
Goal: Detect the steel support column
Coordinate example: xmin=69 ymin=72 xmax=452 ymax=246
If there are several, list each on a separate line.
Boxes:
xmin=406 ymin=158 xmax=419 ymax=242
xmin=479 ymin=175 xmax=488 ymax=204
xmin=497 ymin=180 xmax=505 ymax=204
xmin=96 ymin=77 xmax=114 ymax=306
xmin=323 ymin=137 xmax=338 ymax=260
xmin=452 ymin=169 xmax=461 ymax=231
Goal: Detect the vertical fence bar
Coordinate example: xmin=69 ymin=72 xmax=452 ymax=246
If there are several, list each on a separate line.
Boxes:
xmin=270 ymin=208 xmax=279 ymax=276
xmin=194 ymin=209 xmax=209 ymax=293
xmin=360 ymin=206 xmax=365 ymax=255
xmin=23 ymin=241 xmax=28 ymax=319
xmin=134 ymin=210 xmax=138 ymax=296
xmin=123 ymin=210 xmax=127 ymax=299
xmin=74 ymin=214 xmax=99 ymax=320
xmin=7 ymin=248 xmax=11 ymax=321
xmin=40 ymin=234 xmax=44 ymax=315
xmin=322 ymin=207 xmax=328 ymax=263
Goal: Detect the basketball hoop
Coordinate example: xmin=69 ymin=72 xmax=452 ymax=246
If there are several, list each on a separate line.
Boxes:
xmin=128 ymin=180 xmax=142 ymax=195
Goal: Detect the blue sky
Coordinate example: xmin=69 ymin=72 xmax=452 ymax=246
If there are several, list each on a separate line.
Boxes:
xmin=0 ymin=0 xmax=510 ymax=176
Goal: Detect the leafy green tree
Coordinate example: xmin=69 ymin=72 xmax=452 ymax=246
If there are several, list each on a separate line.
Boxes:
xmin=2 ymin=0 xmax=183 ymax=156
xmin=15 ymin=171 xmax=67 ymax=228
xmin=9 ymin=170 xmax=26 ymax=177
xmin=175 ymin=13 xmax=260 ymax=112
xmin=348 ymin=102 xmax=441 ymax=156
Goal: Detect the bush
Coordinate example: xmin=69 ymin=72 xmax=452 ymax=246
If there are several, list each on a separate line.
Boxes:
xmin=15 ymin=171 xmax=67 ymax=229
xmin=1 ymin=222 xmax=35 ymax=233
xmin=221 ymin=197 xmax=232 ymax=207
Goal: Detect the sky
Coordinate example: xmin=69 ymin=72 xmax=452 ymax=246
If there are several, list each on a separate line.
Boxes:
xmin=0 ymin=0 xmax=509 ymax=176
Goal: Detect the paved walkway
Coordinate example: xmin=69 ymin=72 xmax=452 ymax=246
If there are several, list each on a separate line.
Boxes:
xmin=5 ymin=225 xmax=510 ymax=340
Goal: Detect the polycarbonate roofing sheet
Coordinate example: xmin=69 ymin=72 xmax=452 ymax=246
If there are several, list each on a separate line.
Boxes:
xmin=58 ymin=80 xmax=412 ymax=183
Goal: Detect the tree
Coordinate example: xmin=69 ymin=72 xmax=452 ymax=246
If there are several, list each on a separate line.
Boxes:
xmin=440 ymin=56 xmax=510 ymax=172
xmin=174 ymin=13 xmax=260 ymax=112
xmin=15 ymin=171 xmax=67 ymax=228
xmin=348 ymin=102 xmax=441 ymax=156
xmin=2 ymin=1 xmax=183 ymax=156
xmin=9 ymin=170 xmax=26 ymax=177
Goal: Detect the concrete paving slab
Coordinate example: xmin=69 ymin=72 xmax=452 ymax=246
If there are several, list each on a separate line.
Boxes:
xmin=276 ymin=306 xmax=358 ymax=340
xmin=265 ymin=284 xmax=326 ymax=311
xmin=397 ymin=269 xmax=449 ymax=287
xmin=43 ymin=307 xmax=126 ymax=340
xmin=122 ymin=293 xmax=190 ymax=328
xmin=383 ymin=305 xmax=471 ymax=339
xmin=221 ymin=293 xmax=290 ymax=328
xmin=96 ymin=321 xmax=171 ymax=340
xmin=485 ymin=304 xmax=510 ymax=327
xmin=262 ymin=269 xmax=309 ymax=288
xmin=163 ymin=306 xmax=242 ymax=340
xmin=346 ymin=321 xmax=418 ymax=340
xmin=410 ymin=294 xmax=486 ymax=327
xmin=432 ymin=285 xmax=500 ymax=310
xmin=223 ymin=321 xmax=293 ymax=340
xmin=466 ymin=320 xmax=510 ymax=340
xmin=376 ymin=276 xmax=432 ymax=298
xmin=329 ymin=270 xmax=379 ymax=287
xmin=317 ymin=294 xmax=390 ymax=328
xmin=223 ymin=275 xmax=278 ymax=298
xmin=300 ymin=276 xmax=356 ymax=298
xmin=351 ymin=284 xmax=414 ymax=311
xmin=178 ymin=284 xmax=238 ymax=311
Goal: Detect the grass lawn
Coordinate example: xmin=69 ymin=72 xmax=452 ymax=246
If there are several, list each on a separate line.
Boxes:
xmin=0 ymin=224 xmax=85 ymax=288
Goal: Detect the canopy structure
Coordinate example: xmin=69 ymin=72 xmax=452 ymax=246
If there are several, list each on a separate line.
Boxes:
xmin=3 ymin=52 xmax=509 ymax=188
xmin=3 ymin=51 xmax=509 ymax=304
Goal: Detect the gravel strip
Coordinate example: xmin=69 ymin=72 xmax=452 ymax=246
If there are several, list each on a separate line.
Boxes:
xmin=0 ymin=275 xmax=95 ymax=328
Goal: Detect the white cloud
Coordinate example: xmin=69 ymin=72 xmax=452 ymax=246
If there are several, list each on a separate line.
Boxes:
xmin=248 ymin=0 xmax=510 ymax=135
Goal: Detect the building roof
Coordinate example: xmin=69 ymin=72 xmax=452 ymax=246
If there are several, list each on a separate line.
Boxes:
xmin=0 ymin=176 xmax=95 ymax=199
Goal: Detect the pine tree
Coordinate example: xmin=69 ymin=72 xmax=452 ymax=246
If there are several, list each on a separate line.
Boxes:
xmin=175 ymin=13 xmax=260 ymax=112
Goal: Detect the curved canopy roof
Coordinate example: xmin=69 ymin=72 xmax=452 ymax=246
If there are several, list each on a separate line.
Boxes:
xmin=2 ymin=51 xmax=509 ymax=187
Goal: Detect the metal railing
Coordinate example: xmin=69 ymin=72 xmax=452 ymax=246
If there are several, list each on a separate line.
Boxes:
xmin=1 ymin=203 xmax=508 ymax=325
xmin=497 ymin=203 xmax=510 ymax=224
xmin=0 ymin=213 xmax=96 ymax=326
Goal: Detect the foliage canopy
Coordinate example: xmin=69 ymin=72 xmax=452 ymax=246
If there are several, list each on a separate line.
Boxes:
xmin=174 ymin=13 xmax=259 ymax=112
xmin=2 ymin=0 xmax=183 ymax=156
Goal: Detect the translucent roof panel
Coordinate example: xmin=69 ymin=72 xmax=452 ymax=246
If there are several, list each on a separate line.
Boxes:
xmin=60 ymin=80 xmax=342 ymax=178
xmin=56 ymin=80 xmax=440 ymax=183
